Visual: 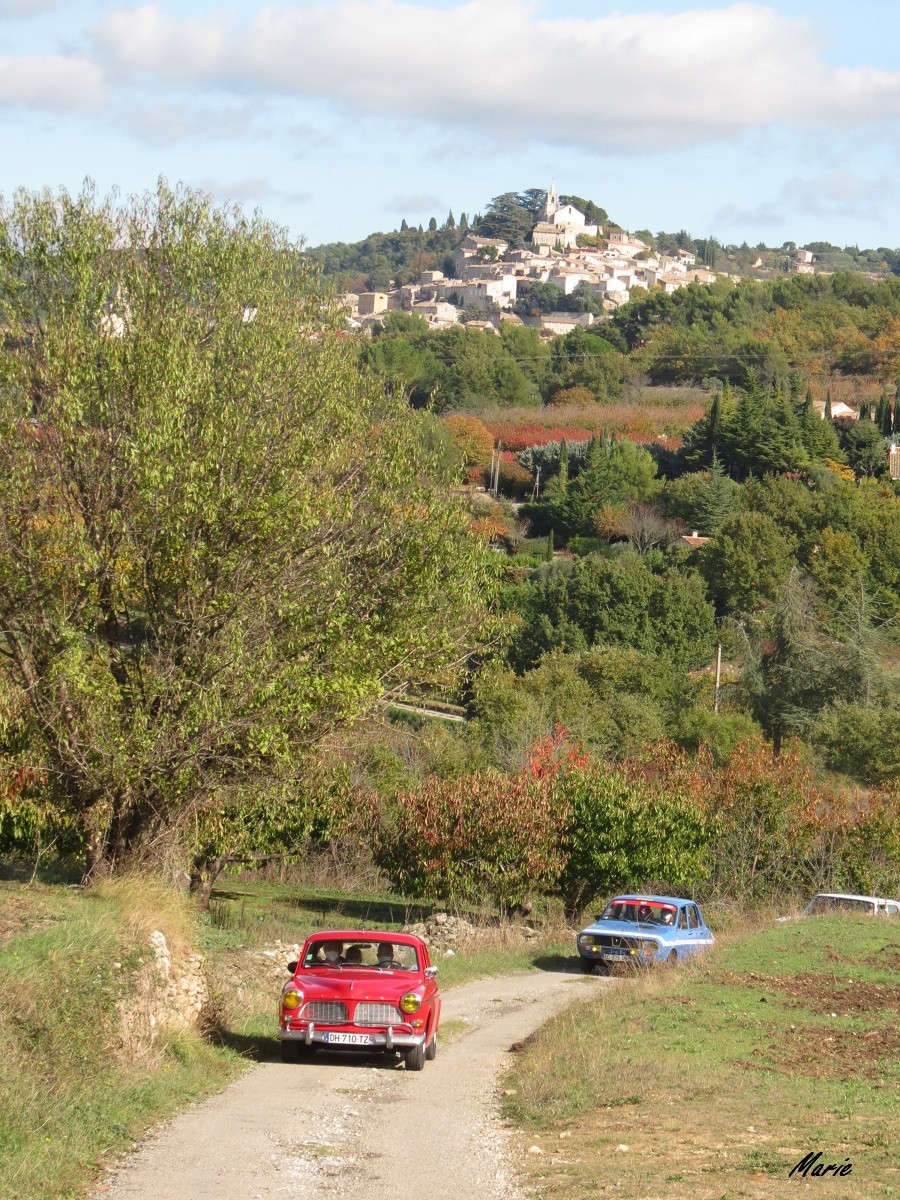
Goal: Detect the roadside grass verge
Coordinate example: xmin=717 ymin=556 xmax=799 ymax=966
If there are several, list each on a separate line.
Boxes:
xmin=0 ymin=870 xmax=571 ymax=1198
xmin=502 ymin=917 xmax=900 ymax=1200
xmin=0 ymin=879 xmax=245 ymax=1200
xmin=198 ymin=875 xmax=572 ymax=1053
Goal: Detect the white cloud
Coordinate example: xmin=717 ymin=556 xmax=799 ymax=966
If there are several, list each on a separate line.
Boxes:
xmin=715 ymin=171 xmax=896 ymax=228
xmin=0 ymin=0 xmax=64 ymax=15
xmin=121 ymin=100 xmax=265 ymax=147
xmin=387 ymin=193 xmax=442 ymax=213
xmin=90 ymin=1 xmax=900 ymax=149
xmin=195 ymin=176 xmax=275 ymax=204
xmin=0 ymin=54 xmax=104 ymax=110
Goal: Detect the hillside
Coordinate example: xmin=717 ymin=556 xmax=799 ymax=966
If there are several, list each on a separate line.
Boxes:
xmin=304 ymin=187 xmax=900 ymax=292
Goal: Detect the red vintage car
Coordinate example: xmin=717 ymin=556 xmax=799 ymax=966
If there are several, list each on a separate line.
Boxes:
xmin=278 ymin=930 xmax=441 ymax=1071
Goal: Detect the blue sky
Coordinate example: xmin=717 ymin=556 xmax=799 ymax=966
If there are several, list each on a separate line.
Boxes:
xmin=3 ymin=0 xmax=900 ymax=249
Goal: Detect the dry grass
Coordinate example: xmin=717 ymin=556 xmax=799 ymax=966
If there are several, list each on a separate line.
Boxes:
xmin=503 ymin=918 xmax=900 ymax=1200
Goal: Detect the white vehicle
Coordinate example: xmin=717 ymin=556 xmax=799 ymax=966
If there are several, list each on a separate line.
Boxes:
xmin=800 ymin=893 xmax=900 ymax=918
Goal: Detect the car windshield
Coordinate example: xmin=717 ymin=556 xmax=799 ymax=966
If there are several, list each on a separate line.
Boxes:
xmin=301 ymin=940 xmax=419 ymax=971
xmin=804 ymin=895 xmax=875 ymax=916
xmin=600 ymin=900 xmax=678 ymax=926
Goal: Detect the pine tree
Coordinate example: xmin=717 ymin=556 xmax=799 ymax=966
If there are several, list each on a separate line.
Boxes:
xmin=694 ymin=452 xmax=735 ymax=534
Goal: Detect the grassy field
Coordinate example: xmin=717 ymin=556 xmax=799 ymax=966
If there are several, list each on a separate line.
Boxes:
xmin=0 ymin=870 xmax=570 ymax=1200
xmin=503 ymin=916 xmax=900 ymax=1200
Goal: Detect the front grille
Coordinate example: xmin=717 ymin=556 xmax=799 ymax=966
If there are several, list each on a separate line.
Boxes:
xmin=593 ymin=935 xmax=642 ymax=951
xmin=354 ymin=1002 xmax=404 ymax=1026
xmin=301 ymin=1000 xmax=348 ymax=1023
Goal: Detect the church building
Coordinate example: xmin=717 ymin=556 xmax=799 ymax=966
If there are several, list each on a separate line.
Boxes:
xmin=531 ymin=181 xmax=599 ymax=250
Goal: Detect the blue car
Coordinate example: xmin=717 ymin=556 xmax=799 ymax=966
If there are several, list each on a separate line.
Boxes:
xmin=577 ymin=894 xmax=714 ymax=974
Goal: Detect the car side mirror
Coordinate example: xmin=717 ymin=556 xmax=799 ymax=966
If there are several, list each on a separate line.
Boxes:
xmin=595 ymin=915 xmax=601 ymax=922
xmin=286 ymin=961 xmax=297 ymax=974
xmin=424 ymin=966 xmax=438 ymax=979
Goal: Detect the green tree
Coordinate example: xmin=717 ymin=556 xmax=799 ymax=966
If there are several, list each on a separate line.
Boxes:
xmin=843 ymin=419 xmax=887 ymax=478
xmin=508 ymin=554 xmax=715 ymax=672
xmin=557 ymin=439 xmax=569 ymax=494
xmin=699 ymin=511 xmax=794 ymax=615
xmin=555 ymin=766 xmax=711 ymax=920
xmin=478 ymin=192 xmax=534 ymax=247
xmin=0 ymin=183 xmax=494 ymax=877
xmin=550 ymin=437 xmax=660 ymax=538
xmin=730 ymin=574 xmax=865 ymax=754
xmin=692 ymin=452 xmax=739 ymax=534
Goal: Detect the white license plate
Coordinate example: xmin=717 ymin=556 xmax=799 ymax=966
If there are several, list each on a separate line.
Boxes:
xmin=321 ymin=1032 xmax=375 ymax=1046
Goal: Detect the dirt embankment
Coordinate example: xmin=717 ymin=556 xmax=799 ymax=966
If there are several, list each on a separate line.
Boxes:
xmin=92 ymin=968 xmax=603 ymax=1200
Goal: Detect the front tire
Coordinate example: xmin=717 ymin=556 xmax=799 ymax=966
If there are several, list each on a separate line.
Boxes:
xmin=666 ymin=950 xmax=678 ymax=966
xmin=404 ymin=1041 xmax=426 ymax=1071
xmin=425 ymin=1033 xmax=437 ymax=1061
xmin=579 ymin=957 xmax=594 ymax=974
xmin=592 ymin=960 xmax=610 ymax=976
xmin=280 ymin=1039 xmax=299 ymax=1063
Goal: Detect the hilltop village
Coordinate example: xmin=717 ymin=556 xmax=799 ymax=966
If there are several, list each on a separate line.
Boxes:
xmin=339 ymin=183 xmax=817 ymax=337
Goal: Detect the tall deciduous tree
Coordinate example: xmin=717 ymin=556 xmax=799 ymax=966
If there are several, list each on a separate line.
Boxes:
xmin=0 ymin=183 xmax=494 ymax=876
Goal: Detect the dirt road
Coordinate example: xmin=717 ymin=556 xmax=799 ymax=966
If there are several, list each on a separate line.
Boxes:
xmin=93 ymin=967 xmax=605 ymax=1200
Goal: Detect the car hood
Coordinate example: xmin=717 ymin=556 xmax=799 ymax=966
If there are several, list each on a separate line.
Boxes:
xmin=582 ymin=920 xmax=666 ymax=939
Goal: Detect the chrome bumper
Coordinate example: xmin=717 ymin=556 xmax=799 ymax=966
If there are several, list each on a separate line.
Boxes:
xmin=279 ymin=1023 xmax=426 ymax=1050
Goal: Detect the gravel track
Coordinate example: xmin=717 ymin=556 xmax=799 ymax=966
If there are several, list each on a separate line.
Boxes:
xmin=92 ymin=967 xmax=607 ymax=1200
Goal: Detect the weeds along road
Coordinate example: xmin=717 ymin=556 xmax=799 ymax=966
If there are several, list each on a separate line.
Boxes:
xmin=93 ymin=967 xmax=606 ymax=1200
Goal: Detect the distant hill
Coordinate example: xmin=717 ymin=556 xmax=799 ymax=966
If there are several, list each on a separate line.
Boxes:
xmin=304 ymin=188 xmax=900 ymax=292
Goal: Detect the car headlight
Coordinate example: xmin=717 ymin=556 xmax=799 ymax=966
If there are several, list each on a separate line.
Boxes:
xmin=578 ymin=934 xmax=591 ymax=948
xmin=282 ymin=989 xmax=303 ymax=1010
xmin=400 ymin=992 xmax=422 ymax=1014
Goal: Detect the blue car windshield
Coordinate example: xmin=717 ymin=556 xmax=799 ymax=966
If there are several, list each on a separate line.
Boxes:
xmin=601 ymin=900 xmax=678 ymax=926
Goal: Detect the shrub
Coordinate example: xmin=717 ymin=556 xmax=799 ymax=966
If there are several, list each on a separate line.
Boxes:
xmin=547 ymin=386 xmax=595 ymax=408
xmin=497 ymin=459 xmax=534 ymax=499
xmin=443 ymin=415 xmax=495 ymax=467
xmin=554 ymin=766 xmax=712 ymax=920
xmin=371 ymin=770 xmax=564 ymax=912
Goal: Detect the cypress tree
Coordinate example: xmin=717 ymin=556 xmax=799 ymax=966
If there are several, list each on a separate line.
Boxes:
xmin=459 ymin=213 xmax=468 ymax=231
xmin=859 ymin=401 xmax=871 ymax=421
xmin=546 ymin=528 xmax=555 ymax=561
xmin=894 ymin=399 xmax=900 ymax=436
xmin=824 ymin=389 xmax=832 ymax=421
xmin=446 ymin=210 xmax=456 ymax=229
xmin=400 ymin=218 xmax=409 ymax=232
xmin=880 ymin=391 xmax=894 ymax=436
xmin=558 ymin=438 xmax=569 ymax=494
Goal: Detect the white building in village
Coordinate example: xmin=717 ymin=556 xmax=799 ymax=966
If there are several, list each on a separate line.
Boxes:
xmin=530 ymin=181 xmax=599 ymax=250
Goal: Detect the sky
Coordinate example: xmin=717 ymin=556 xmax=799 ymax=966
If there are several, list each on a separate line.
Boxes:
xmin=3 ymin=0 xmax=900 ymax=250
